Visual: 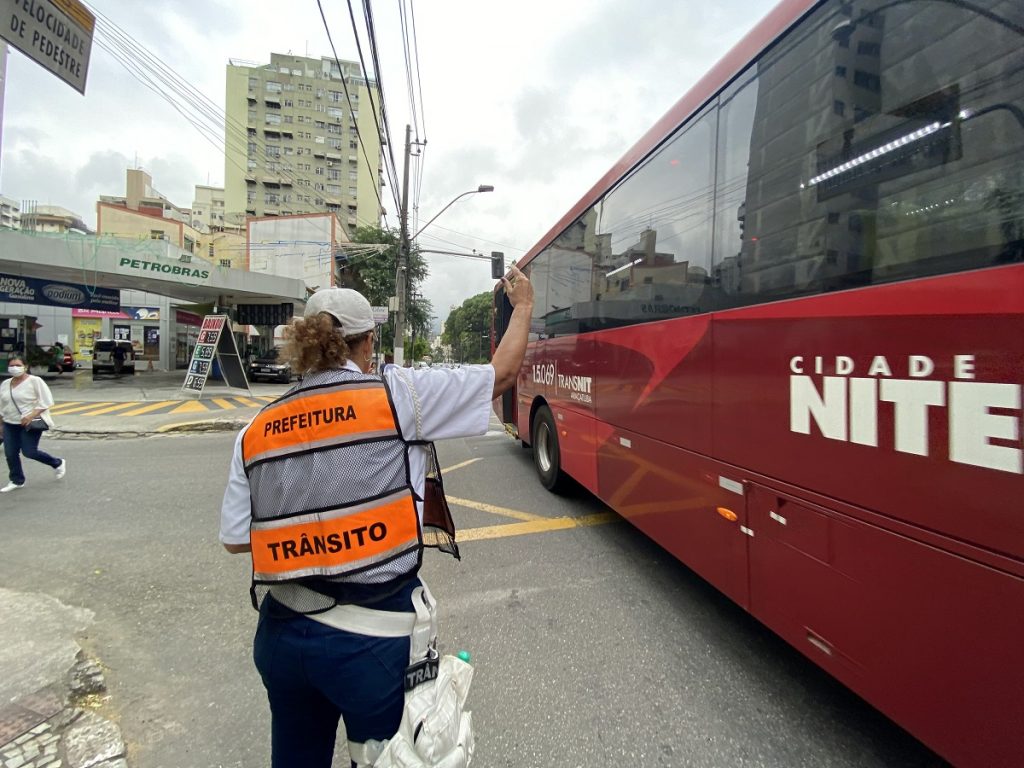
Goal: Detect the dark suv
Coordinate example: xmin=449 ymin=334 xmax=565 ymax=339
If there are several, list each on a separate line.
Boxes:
xmin=91 ymin=340 xmax=135 ymax=378
xmin=247 ymin=348 xmax=293 ymax=383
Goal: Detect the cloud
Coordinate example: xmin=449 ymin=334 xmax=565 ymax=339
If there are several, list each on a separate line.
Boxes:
xmin=0 ymin=0 xmax=780 ymax=324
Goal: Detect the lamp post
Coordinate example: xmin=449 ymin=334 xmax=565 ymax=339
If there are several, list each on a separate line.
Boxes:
xmin=394 ymin=129 xmax=492 ymax=367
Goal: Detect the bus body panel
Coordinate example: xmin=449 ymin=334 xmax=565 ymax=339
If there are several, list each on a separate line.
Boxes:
xmin=594 ymin=425 xmax=751 ymax=609
xmin=747 ymin=481 xmax=1024 ymax=768
xmin=712 ymin=263 xmax=1024 ymax=564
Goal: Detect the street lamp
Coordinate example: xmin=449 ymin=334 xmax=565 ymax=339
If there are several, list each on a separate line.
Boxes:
xmin=394 ymin=175 xmax=494 ymax=367
xmin=411 ymin=185 xmax=494 ymax=240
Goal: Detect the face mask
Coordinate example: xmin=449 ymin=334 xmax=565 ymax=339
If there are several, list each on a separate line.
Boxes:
xmin=7 ymin=366 xmax=25 ymax=377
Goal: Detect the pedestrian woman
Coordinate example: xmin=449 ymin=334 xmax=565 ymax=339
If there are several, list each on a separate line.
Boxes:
xmin=220 ymin=266 xmax=533 ymax=768
xmin=1 ymin=357 xmax=66 ymax=492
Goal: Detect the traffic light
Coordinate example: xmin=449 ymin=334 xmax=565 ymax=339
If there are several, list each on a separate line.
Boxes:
xmin=491 ymin=251 xmax=505 ymax=280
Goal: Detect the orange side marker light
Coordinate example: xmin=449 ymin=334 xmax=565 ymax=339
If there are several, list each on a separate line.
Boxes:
xmin=716 ymin=507 xmax=738 ymax=522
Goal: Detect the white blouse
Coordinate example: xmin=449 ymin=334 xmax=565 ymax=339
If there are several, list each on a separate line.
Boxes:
xmin=0 ymin=376 xmax=55 ymax=426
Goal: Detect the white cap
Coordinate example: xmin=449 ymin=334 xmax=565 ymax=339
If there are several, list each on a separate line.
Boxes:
xmin=303 ymin=288 xmax=375 ymax=336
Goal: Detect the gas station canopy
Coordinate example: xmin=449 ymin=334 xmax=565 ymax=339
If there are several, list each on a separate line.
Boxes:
xmin=0 ymin=230 xmax=309 ymax=308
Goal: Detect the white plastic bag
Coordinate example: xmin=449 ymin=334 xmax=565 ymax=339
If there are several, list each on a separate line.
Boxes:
xmin=365 ymin=586 xmax=475 ymax=768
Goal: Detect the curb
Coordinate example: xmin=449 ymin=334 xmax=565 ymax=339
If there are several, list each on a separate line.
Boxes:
xmin=50 ymin=420 xmax=247 ymax=439
xmin=0 ymin=655 xmax=126 ymax=768
xmin=155 ymin=419 xmax=248 ymax=433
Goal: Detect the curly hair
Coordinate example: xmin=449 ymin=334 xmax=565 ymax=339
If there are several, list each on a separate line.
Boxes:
xmin=281 ymin=313 xmax=371 ymax=374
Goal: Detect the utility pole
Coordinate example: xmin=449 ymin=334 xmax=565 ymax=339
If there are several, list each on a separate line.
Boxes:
xmin=393 ymin=124 xmax=412 ymax=367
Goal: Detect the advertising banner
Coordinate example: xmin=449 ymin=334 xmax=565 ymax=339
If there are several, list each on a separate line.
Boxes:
xmin=0 ymin=273 xmax=119 ymax=310
xmin=182 ymin=315 xmax=248 ymax=396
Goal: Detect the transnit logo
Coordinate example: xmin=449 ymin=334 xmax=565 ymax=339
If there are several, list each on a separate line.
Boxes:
xmin=789 ymin=354 xmax=1021 ymax=475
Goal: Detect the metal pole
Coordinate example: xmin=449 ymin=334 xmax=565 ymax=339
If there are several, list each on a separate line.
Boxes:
xmin=394 ymin=124 xmax=412 ymax=367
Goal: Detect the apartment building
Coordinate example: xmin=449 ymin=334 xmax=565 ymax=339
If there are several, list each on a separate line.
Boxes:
xmin=224 ymin=53 xmax=383 ymax=234
xmin=0 ymin=194 xmax=18 ymax=229
xmin=191 ymin=184 xmax=227 ymax=231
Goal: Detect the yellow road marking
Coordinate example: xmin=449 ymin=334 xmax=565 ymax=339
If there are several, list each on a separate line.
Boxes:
xmin=446 ymin=496 xmax=546 ymax=523
xmin=79 ymin=402 xmax=146 ymax=416
xmin=48 ymin=402 xmax=82 ymax=413
xmin=441 ymin=458 xmax=481 ymax=473
xmin=212 ymin=398 xmax=237 ymax=409
xmin=50 ymin=402 xmax=114 ymax=414
xmin=233 ymin=397 xmax=260 ymax=406
xmin=457 ymin=512 xmax=618 ymax=542
xmin=119 ymin=400 xmax=177 ymax=416
xmin=169 ymin=400 xmax=210 ymax=413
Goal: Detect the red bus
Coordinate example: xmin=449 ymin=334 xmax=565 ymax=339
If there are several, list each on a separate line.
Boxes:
xmin=493 ymin=1 xmax=1024 ymax=765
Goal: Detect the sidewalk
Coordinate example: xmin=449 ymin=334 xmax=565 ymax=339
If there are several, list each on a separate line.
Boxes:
xmin=37 ymin=369 xmax=291 ymax=437
xmin=0 ymin=589 xmax=124 ymax=768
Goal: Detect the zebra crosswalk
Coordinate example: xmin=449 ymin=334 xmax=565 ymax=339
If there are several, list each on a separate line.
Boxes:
xmin=48 ymin=396 xmax=277 ymax=418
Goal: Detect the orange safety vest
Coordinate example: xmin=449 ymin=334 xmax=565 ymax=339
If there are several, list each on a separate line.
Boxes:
xmin=241 ymin=370 xmax=422 ymax=607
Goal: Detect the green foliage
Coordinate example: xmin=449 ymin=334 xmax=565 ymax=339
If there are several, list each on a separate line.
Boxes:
xmin=339 ymin=225 xmax=433 ymax=355
xmin=442 ymin=291 xmax=493 ymax=363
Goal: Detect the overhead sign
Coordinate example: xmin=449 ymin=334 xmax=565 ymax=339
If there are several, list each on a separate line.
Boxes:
xmin=1 ymin=0 xmax=95 ymax=95
xmin=117 ymin=256 xmax=211 ymax=282
xmin=0 ymin=272 xmax=119 ymax=310
xmin=182 ymin=315 xmax=250 ymax=397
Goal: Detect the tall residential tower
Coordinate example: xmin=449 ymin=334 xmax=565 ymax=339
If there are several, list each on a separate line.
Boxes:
xmin=224 ymin=53 xmax=383 ymax=234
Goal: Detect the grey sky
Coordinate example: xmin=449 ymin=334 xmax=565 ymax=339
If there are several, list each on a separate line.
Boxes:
xmin=0 ymin=0 xmax=778 ymax=317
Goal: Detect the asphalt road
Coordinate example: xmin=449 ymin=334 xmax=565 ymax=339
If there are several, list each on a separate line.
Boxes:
xmin=0 ymin=428 xmax=948 ymax=768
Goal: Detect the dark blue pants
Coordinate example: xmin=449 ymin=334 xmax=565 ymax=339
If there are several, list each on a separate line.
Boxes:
xmin=253 ymin=590 xmax=415 ymax=768
xmin=3 ymin=422 xmax=61 ymax=486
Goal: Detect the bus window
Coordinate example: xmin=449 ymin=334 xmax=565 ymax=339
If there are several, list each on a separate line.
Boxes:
xmin=713 ymin=0 xmax=1023 ymax=306
xmin=592 ymin=105 xmax=717 ymax=329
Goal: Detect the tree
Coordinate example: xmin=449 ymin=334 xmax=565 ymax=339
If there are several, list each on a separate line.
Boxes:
xmin=338 ymin=226 xmax=433 ymax=357
xmin=442 ymin=291 xmax=493 ymax=363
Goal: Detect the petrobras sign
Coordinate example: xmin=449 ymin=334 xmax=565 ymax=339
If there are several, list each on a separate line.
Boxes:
xmin=0 ymin=272 xmax=119 ymax=310
xmin=789 ymin=354 xmax=1022 ymax=475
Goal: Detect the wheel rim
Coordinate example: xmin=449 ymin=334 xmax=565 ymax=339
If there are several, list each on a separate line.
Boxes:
xmin=536 ymin=421 xmax=552 ymax=474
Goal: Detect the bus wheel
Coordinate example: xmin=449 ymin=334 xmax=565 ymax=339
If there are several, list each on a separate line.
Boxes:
xmin=532 ymin=406 xmax=571 ymax=494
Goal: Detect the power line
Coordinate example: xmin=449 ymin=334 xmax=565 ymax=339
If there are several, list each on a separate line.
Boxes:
xmin=316 ymin=0 xmax=400 ymax=219
xmin=87 ymin=2 xmax=390 ymax=231
xmin=357 ymin=0 xmax=403 ymax=204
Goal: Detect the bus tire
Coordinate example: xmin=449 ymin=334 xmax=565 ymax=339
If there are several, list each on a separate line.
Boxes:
xmin=532 ymin=406 xmax=572 ymax=494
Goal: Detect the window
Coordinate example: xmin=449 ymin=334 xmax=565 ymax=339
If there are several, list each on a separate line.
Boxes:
xmin=265 ymin=81 xmax=282 ymax=93
xmin=328 ymin=107 xmax=343 ymax=119
xmin=709 ymin=0 xmax=1024 ymax=308
xmin=265 ymin=113 xmax=282 ymax=125
xmin=220 ymin=259 xmax=231 ymax=267
xmin=588 ymin=105 xmax=717 ymax=330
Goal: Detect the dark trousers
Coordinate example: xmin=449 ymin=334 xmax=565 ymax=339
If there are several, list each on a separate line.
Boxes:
xmin=253 ymin=592 xmax=414 ymax=768
xmin=3 ymin=422 xmax=61 ymax=486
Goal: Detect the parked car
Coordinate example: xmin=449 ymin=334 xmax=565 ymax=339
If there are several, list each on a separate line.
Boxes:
xmin=91 ymin=339 xmax=135 ymax=378
xmin=247 ymin=348 xmax=293 ymax=383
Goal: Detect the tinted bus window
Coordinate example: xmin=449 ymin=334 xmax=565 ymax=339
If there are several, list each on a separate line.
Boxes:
xmin=539 ymin=204 xmax=605 ymax=338
xmin=714 ymin=0 xmax=1024 ymax=306
xmin=589 ymin=105 xmax=717 ymax=330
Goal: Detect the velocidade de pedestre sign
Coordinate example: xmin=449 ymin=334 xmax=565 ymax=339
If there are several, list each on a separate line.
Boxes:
xmin=1 ymin=0 xmax=95 ymax=95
